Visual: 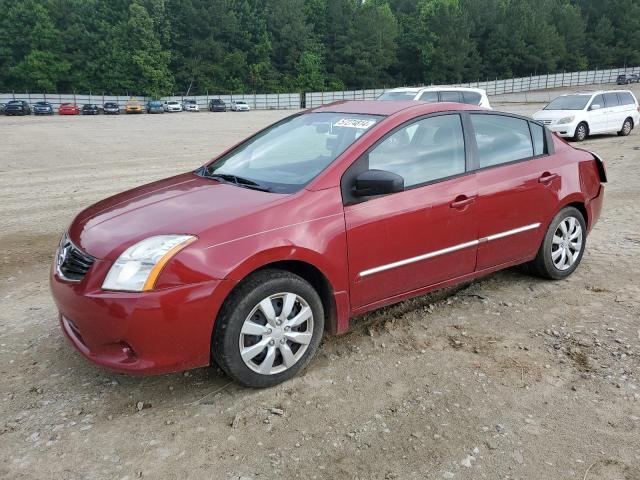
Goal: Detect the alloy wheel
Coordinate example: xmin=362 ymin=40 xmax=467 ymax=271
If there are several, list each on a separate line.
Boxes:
xmin=576 ymin=124 xmax=587 ymax=141
xmin=551 ymin=216 xmax=583 ymax=271
xmin=623 ymin=120 xmax=632 ymax=135
xmin=239 ymin=292 xmax=314 ymax=375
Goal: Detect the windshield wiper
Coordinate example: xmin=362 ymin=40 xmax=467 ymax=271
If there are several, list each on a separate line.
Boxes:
xmin=199 ymin=170 xmax=271 ymax=192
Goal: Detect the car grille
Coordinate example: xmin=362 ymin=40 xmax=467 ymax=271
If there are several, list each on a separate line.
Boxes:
xmin=57 ymin=236 xmax=95 ymax=281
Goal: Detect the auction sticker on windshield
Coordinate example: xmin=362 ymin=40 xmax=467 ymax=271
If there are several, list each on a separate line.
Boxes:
xmin=334 ymin=118 xmax=378 ymax=129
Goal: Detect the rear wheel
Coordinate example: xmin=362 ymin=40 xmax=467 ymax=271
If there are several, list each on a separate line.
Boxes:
xmin=528 ymin=207 xmax=586 ymax=280
xmin=572 ymin=122 xmax=589 ymax=142
xmin=618 ymin=117 xmax=633 ymax=136
xmin=212 ymin=269 xmax=324 ymax=387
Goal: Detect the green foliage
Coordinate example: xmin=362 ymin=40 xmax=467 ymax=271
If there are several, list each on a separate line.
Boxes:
xmin=0 ymin=0 xmax=637 ymax=94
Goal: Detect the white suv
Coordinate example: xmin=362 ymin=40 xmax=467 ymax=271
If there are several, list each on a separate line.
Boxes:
xmin=533 ymin=90 xmax=640 ymax=141
xmin=377 ymin=86 xmax=491 ymax=109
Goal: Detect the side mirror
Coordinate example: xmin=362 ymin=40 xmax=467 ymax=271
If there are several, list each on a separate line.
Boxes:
xmin=590 ymin=103 xmax=601 ymax=111
xmin=353 ymin=169 xmax=404 ymax=197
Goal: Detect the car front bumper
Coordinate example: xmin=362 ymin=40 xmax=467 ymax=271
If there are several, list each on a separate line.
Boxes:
xmin=543 ymin=122 xmax=578 ymax=138
xmin=51 ymin=259 xmax=228 ymax=375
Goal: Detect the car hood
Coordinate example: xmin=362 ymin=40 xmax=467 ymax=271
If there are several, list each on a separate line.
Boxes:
xmin=69 ymin=173 xmax=287 ymax=260
xmin=533 ymin=109 xmax=582 ymax=120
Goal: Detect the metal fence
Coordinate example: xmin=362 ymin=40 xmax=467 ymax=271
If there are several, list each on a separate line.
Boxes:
xmin=304 ymin=66 xmax=640 ymax=108
xmin=2 ymin=66 xmax=639 ymax=111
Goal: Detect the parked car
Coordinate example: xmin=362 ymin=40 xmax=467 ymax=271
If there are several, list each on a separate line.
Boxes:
xmin=103 ymin=102 xmax=120 ymax=114
xmin=51 ymin=100 xmax=607 ymax=387
xmin=209 ymin=98 xmax=226 ymax=112
xmin=4 ymin=100 xmax=31 ymax=115
xmin=33 ymin=101 xmax=54 ymax=115
xmin=230 ymin=100 xmax=251 ymax=111
xmin=163 ymin=101 xmax=183 ymax=112
xmin=629 ymin=73 xmax=640 ymax=83
xmin=0 ymin=103 xmax=5 ymax=113
xmin=58 ymin=103 xmax=80 ymax=115
xmin=82 ymin=104 xmax=100 ymax=115
xmin=125 ymin=99 xmax=143 ymax=114
xmin=147 ymin=100 xmax=164 ymax=114
xmin=533 ymin=90 xmax=640 ymax=141
xmin=377 ymin=86 xmax=492 ymax=109
xmin=183 ymin=99 xmax=199 ymax=112
xmin=617 ymin=74 xmax=632 ymax=85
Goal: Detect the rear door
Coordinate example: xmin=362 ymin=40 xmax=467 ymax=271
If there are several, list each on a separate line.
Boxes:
xmin=603 ymin=92 xmax=622 ymax=132
xmin=469 ymin=113 xmax=561 ymax=270
xmin=344 ymin=113 xmax=478 ymax=309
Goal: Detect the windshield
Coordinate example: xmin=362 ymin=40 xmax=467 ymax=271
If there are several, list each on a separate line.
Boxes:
xmin=377 ymin=91 xmax=417 ymax=101
xmin=198 ymin=112 xmax=383 ymax=193
xmin=149 ymin=101 xmax=162 ymax=106
xmin=544 ymin=95 xmax=591 ymax=110
xmin=8 ymin=100 xmax=21 ymax=104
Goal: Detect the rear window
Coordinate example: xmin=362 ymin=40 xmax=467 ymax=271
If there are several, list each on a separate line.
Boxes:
xmin=618 ymin=92 xmax=636 ymax=106
xmin=440 ymin=91 xmax=462 ymax=103
xmin=377 ymin=91 xmax=417 ymax=101
xmin=470 ymin=114 xmax=534 ymax=168
xmin=462 ymin=91 xmax=482 ymax=105
xmin=530 ymin=123 xmax=545 ymax=156
xmin=603 ymin=93 xmax=620 ymax=107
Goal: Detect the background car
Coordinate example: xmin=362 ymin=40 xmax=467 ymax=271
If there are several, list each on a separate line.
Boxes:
xmin=0 ymin=103 xmax=5 ymax=113
xmin=147 ymin=100 xmax=164 ymax=114
xmin=209 ymin=99 xmax=226 ymax=112
xmin=50 ymin=100 xmax=606 ymax=388
xmin=82 ymin=104 xmax=100 ymax=115
xmin=103 ymin=102 xmax=120 ymax=114
xmin=533 ymin=90 xmax=640 ymax=141
xmin=377 ymin=86 xmax=492 ymax=109
xmin=230 ymin=100 xmax=250 ymax=111
xmin=163 ymin=101 xmax=183 ymax=112
xmin=125 ymin=99 xmax=143 ymax=114
xmin=617 ymin=74 xmax=632 ymax=85
xmin=183 ymin=99 xmax=199 ymax=112
xmin=58 ymin=103 xmax=80 ymax=115
xmin=629 ymin=73 xmax=640 ymax=83
xmin=32 ymin=101 xmax=54 ymax=115
xmin=4 ymin=100 xmax=31 ymax=115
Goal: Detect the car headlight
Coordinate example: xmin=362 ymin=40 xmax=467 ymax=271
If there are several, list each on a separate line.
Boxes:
xmin=557 ymin=116 xmax=575 ymax=125
xmin=102 ymin=235 xmax=197 ymax=292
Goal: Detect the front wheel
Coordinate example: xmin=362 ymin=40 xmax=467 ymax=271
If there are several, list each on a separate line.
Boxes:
xmin=572 ymin=122 xmax=588 ymax=142
xmin=212 ymin=269 xmax=324 ymax=387
xmin=528 ymin=207 xmax=586 ymax=280
xmin=618 ymin=118 xmax=633 ymax=136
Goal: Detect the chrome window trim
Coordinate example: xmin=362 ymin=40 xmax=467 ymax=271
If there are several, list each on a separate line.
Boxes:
xmin=358 ymin=223 xmax=540 ymax=278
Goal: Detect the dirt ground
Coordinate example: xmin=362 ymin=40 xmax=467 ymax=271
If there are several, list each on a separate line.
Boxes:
xmin=1 ymin=85 xmax=640 ymax=480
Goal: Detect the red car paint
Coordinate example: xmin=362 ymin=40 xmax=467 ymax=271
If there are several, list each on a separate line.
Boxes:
xmin=58 ymin=103 xmax=80 ymax=115
xmin=50 ymin=101 xmax=605 ymax=375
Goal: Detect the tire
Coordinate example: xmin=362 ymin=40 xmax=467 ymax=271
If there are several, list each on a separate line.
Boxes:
xmin=618 ymin=117 xmax=633 ymax=136
xmin=528 ymin=206 xmax=587 ymax=280
xmin=572 ymin=122 xmax=589 ymax=142
xmin=212 ymin=269 xmax=324 ymax=388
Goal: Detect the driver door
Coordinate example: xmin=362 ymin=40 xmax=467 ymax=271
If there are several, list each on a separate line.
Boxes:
xmin=343 ymin=114 xmax=479 ymax=310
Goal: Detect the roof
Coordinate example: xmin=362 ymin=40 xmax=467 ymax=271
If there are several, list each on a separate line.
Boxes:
xmin=311 ymin=100 xmax=482 ymax=116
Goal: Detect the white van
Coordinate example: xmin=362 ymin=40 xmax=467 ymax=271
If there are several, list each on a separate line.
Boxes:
xmin=533 ymin=90 xmax=640 ymax=141
xmin=377 ymin=86 xmax=491 ymax=109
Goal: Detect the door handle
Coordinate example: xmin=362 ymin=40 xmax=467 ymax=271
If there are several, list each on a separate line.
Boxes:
xmin=450 ymin=195 xmax=476 ymax=209
xmin=538 ymin=172 xmax=559 ymax=183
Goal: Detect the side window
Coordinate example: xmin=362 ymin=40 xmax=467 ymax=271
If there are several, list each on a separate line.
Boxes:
xmin=462 ymin=91 xmax=482 ymax=105
xmin=440 ymin=91 xmax=462 ymax=103
xmin=590 ymin=94 xmax=604 ymax=110
xmin=368 ymin=114 xmax=466 ymax=188
xmin=618 ymin=92 xmax=635 ymax=106
xmin=529 ymin=122 xmax=546 ymax=156
xmin=418 ymin=91 xmax=439 ymax=102
xmin=603 ymin=93 xmax=620 ymax=108
xmin=470 ymin=114 xmax=534 ymax=168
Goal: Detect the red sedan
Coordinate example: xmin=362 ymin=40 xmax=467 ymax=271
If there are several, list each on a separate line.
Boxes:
xmin=58 ymin=103 xmax=80 ymax=115
xmin=50 ymin=101 xmax=606 ymax=387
